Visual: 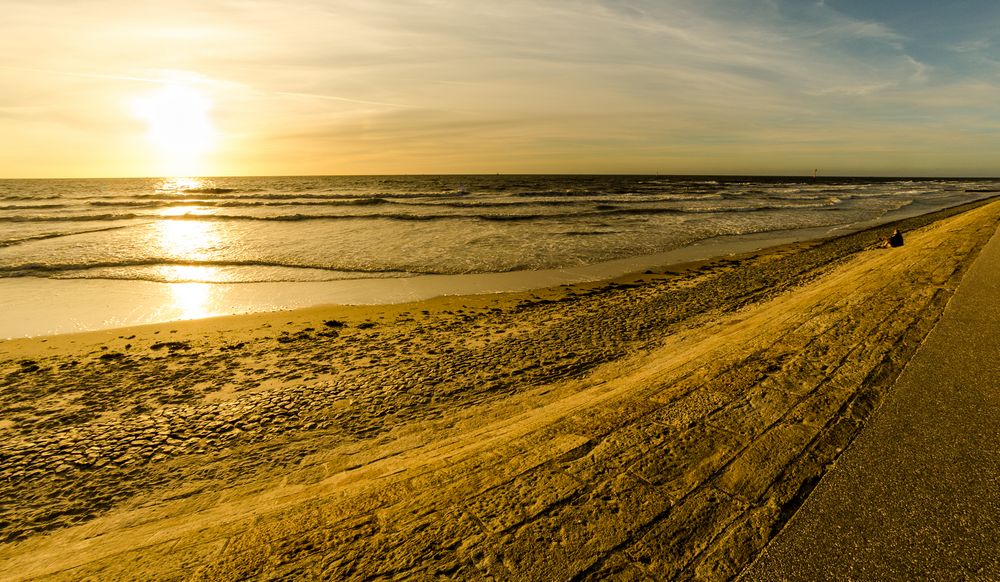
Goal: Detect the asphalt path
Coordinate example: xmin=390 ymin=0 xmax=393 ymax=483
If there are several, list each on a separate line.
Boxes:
xmin=743 ymin=226 xmax=1000 ymax=580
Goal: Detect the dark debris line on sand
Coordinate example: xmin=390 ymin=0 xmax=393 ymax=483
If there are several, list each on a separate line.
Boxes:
xmin=0 ymin=197 xmax=998 ymax=579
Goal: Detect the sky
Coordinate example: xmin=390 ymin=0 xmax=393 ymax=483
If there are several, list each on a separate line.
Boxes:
xmin=1 ymin=0 xmax=999 ymax=178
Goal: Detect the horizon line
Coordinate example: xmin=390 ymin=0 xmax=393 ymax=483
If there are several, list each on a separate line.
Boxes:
xmin=2 ymin=172 xmax=999 ymax=181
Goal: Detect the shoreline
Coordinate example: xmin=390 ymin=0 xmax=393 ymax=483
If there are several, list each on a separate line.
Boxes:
xmin=4 ymin=194 xmax=998 ymax=341
xmin=0 ymin=227 xmax=839 ymax=341
xmin=2 ymin=197 xmax=999 ymax=579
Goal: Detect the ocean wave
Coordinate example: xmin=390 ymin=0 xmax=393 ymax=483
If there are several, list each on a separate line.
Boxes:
xmin=84 ymin=197 xmax=393 ymax=209
xmin=0 ymin=200 xmax=847 ymax=224
xmin=0 ymin=259 xmax=427 ymax=280
xmin=11 ymin=196 xmax=704 ymax=214
xmin=596 ymin=202 xmax=841 ymax=217
xmin=0 ymin=210 xmax=585 ymax=223
xmin=133 ymin=192 xmax=367 ymax=201
xmin=0 ymin=195 xmax=60 ymax=201
xmin=0 ymin=203 xmax=69 ymax=210
xmin=404 ymin=199 xmax=585 ymax=208
xmin=513 ymin=190 xmax=603 ymax=198
xmin=131 ymin=190 xmax=470 ymax=201
xmin=0 ymin=213 xmax=149 ymax=223
xmin=0 ymin=225 xmax=136 ymax=248
xmin=181 ymin=187 xmax=237 ymax=194
xmin=154 ymin=186 xmax=265 ymax=195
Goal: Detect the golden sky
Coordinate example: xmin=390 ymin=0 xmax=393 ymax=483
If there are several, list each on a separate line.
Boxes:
xmin=2 ymin=0 xmax=999 ymax=178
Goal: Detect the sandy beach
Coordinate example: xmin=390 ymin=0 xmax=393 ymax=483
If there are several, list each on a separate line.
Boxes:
xmin=2 ymin=197 xmax=998 ymax=580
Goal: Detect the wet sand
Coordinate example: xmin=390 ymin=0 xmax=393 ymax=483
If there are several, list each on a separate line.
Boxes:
xmin=1 ymin=198 xmax=999 ymax=580
xmin=0 ymin=219 xmax=878 ymax=341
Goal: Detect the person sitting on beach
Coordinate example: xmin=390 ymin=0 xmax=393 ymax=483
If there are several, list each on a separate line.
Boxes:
xmin=886 ymin=229 xmax=904 ymax=248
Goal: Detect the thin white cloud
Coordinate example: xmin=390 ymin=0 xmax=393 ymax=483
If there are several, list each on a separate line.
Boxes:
xmin=806 ymin=82 xmax=898 ymax=97
xmin=271 ymin=91 xmax=406 ymax=109
xmin=0 ymin=66 xmax=159 ymax=85
xmin=905 ymin=56 xmax=931 ymax=83
xmin=949 ymin=38 xmax=992 ymax=53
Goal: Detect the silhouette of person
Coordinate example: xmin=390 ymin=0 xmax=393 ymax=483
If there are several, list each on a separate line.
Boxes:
xmin=888 ymin=229 xmax=903 ymax=248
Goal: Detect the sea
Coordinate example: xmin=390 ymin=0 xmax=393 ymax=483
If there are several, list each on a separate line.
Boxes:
xmin=1 ymin=175 xmax=997 ymax=338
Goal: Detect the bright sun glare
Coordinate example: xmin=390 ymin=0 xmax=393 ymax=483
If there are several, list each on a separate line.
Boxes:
xmin=153 ymin=217 xmax=225 ymax=317
xmin=131 ymin=82 xmax=217 ymax=176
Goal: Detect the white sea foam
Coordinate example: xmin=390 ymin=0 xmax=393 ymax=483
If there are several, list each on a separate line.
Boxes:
xmin=0 ymin=175 xmax=996 ymax=284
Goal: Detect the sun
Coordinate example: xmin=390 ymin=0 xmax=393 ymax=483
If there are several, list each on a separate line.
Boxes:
xmin=131 ymin=82 xmax=218 ymax=176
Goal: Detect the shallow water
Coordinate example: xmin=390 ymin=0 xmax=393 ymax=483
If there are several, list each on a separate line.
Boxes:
xmin=1 ymin=175 xmax=996 ymax=337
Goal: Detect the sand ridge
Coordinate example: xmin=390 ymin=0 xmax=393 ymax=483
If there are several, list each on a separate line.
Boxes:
xmin=1 ymin=199 xmax=999 ymax=580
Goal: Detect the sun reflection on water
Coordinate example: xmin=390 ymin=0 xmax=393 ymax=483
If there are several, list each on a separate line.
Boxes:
xmin=150 ymin=197 xmax=229 ymax=318
xmin=169 ymin=282 xmax=214 ymax=320
xmin=160 ymin=205 xmax=212 ymax=217
xmin=156 ymin=177 xmax=205 ymax=193
xmin=155 ymin=216 xmax=219 ymax=262
xmin=160 ymin=264 xmax=229 ymax=283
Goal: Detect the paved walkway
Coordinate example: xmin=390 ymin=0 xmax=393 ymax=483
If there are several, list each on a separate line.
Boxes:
xmin=743 ymin=227 xmax=1000 ymax=580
